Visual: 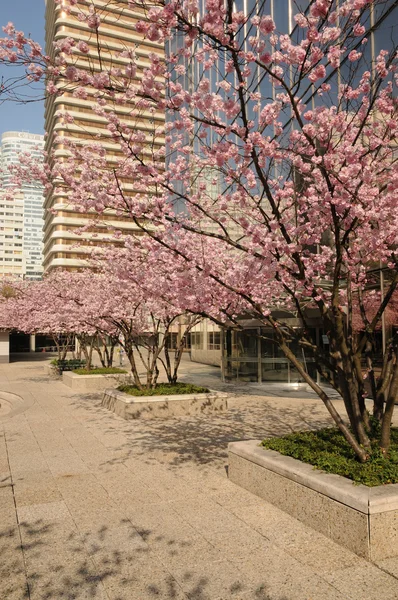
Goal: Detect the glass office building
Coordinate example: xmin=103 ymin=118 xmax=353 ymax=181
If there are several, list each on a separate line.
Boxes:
xmin=179 ymin=1 xmax=398 ymax=382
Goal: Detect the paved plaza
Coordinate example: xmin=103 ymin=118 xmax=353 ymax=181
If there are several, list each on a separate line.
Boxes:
xmin=1 ymin=356 xmax=398 ymax=600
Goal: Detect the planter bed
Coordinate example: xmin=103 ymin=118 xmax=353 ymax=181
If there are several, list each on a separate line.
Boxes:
xmin=228 ymin=439 xmax=398 ymax=562
xmin=102 ymin=387 xmax=228 ymax=419
xmin=62 ymin=371 xmax=130 ymax=392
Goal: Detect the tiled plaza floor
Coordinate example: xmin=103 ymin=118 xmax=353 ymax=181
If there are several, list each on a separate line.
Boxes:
xmin=1 ymin=356 xmax=397 ymax=600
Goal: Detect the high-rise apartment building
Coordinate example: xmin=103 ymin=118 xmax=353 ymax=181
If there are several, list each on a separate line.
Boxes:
xmin=43 ymin=0 xmax=165 ymax=271
xmin=0 ymin=131 xmax=45 ymax=280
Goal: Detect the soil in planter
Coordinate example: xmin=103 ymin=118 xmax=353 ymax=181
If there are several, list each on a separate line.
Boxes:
xmin=117 ymin=382 xmax=210 ymax=397
xmin=261 ymin=427 xmax=398 ymax=486
xmin=73 ymin=367 xmax=127 ymax=375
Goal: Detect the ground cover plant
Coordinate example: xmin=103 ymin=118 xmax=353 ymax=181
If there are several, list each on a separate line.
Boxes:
xmin=73 ymin=367 xmax=127 ymax=375
xmin=262 ymin=427 xmax=398 ymax=486
xmin=117 ymin=382 xmax=210 ymax=397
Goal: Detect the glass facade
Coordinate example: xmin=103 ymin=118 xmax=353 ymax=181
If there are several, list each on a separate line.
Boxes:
xmin=170 ymin=1 xmax=398 ymax=383
xmin=223 ymin=326 xmax=320 ymax=384
xmin=166 ymin=1 xmax=398 ymax=210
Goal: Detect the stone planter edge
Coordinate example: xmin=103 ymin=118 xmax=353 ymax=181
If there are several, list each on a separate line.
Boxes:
xmin=62 ymin=371 xmax=130 ymax=391
xmin=228 ymin=440 xmax=398 ymax=514
xmin=105 ymin=387 xmax=228 ymax=404
xmin=102 ymin=387 xmax=228 ymax=419
xmin=229 ymin=440 xmax=398 ymax=560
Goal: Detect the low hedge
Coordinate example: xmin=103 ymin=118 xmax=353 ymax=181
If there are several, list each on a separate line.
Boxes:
xmin=73 ymin=367 xmax=127 ymax=375
xmin=117 ymin=382 xmax=210 ymax=397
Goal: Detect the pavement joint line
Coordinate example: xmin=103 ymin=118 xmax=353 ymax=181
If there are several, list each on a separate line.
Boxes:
xmin=19 ymin=387 xmax=115 ymax=600
xmin=4 ymin=428 xmax=32 ymax=600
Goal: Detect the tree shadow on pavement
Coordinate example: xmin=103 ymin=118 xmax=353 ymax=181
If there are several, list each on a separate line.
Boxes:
xmin=69 ymin=392 xmax=334 ymax=470
xmin=1 ymin=518 xmax=290 ymax=600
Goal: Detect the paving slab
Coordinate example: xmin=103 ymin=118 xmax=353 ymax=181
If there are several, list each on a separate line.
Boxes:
xmin=377 ymin=556 xmax=398 ymax=578
xmin=324 ymin=564 xmax=398 ymax=600
xmin=0 ymin=357 xmax=397 ymax=600
xmin=12 ymin=469 xmax=63 ymax=506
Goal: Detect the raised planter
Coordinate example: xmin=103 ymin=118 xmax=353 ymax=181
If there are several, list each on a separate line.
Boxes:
xmin=102 ymin=387 xmax=228 ymax=419
xmin=62 ymin=371 xmax=130 ymax=392
xmin=228 ymin=440 xmax=398 ymax=562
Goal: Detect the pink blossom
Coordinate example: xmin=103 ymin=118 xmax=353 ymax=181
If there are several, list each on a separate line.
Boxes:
xmin=308 ymin=64 xmax=326 ymax=82
xmin=353 ymin=23 xmax=365 ymax=36
xmin=77 ymin=41 xmax=89 ymax=54
xmin=348 ymin=50 xmax=362 ymax=62
xmin=258 ymin=16 xmax=275 ymax=35
xmin=87 ymin=14 xmax=101 ymax=29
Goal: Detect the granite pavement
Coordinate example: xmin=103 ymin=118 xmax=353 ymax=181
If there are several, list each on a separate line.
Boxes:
xmin=0 ymin=356 xmax=397 ymax=600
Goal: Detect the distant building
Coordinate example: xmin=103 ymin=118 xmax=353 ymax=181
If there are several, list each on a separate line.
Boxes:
xmin=0 ymin=131 xmax=45 ymax=280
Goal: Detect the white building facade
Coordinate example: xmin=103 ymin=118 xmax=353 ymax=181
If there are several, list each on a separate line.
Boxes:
xmin=0 ymin=131 xmax=45 ymax=280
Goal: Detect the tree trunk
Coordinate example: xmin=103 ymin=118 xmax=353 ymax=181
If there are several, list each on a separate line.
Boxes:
xmin=338 ymin=354 xmax=371 ymax=449
xmin=108 ymin=342 xmax=116 ymax=367
xmin=94 ymin=335 xmax=107 ymax=368
xmin=78 ymin=335 xmax=91 ymax=370
xmin=163 ymin=339 xmax=173 ymax=383
xmin=126 ymin=345 xmax=142 ymax=389
xmin=104 ymin=337 xmax=118 ymax=367
xmin=171 ymin=339 xmax=186 ymax=384
xmin=88 ymin=338 xmax=94 ymax=369
xmin=147 ymin=349 xmax=160 ymax=389
xmin=52 ymin=335 xmax=61 ymax=361
xmin=376 ymin=349 xmax=395 ymax=419
xmin=352 ymin=354 xmax=370 ymax=432
xmin=279 ymin=341 xmax=369 ymax=463
xmin=363 ymin=340 xmax=381 ymax=420
xmin=60 ymin=336 xmax=69 ymax=360
xmin=380 ymin=358 xmax=398 ymax=453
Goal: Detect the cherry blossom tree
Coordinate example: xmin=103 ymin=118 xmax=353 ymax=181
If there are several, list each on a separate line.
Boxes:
xmin=0 ymin=266 xmax=206 ymax=388
xmin=82 ymin=255 xmax=204 ymax=388
xmin=91 ymin=237 xmax=241 ymax=383
xmin=353 ymin=289 xmax=398 ymax=334
xmin=1 ymin=1 xmax=398 ymax=461
xmin=0 ymin=278 xmax=76 ymax=359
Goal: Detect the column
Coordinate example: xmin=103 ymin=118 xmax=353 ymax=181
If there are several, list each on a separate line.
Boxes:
xmin=29 ymin=334 xmax=36 ymax=353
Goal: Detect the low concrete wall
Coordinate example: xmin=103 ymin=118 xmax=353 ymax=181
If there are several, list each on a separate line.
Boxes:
xmin=102 ymin=388 xmax=228 ymax=419
xmin=62 ymin=371 xmax=129 ymax=392
xmin=228 ymin=440 xmax=398 ymax=562
xmin=190 ymin=349 xmax=221 ymax=367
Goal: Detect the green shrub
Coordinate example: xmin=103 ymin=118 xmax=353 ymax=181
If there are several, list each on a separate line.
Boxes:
xmin=261 ymin=427 xmax=398 ymax=487
xmin=52 ymin=359 xmax=87 ymax=372
xmin=117 ymin=382 xmax=210 ymax=397
xmin=73 ymin=367 xmax=127 ymax=375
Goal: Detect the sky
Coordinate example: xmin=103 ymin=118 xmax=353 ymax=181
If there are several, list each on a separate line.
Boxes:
xmin=0 ymin=0 xmax=46 ymax=138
